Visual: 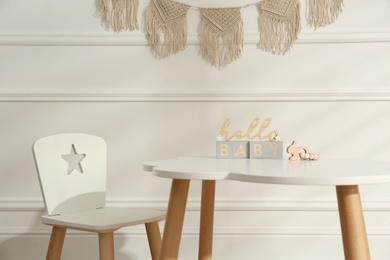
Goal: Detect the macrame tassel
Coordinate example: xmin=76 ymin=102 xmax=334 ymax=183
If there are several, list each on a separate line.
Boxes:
xmin=259 ymin=0 xmax=301 ymax=55
xmin=111 ymin=0 xmax=139 ymax=32
xmin=306 ymin=0 xmax=343 ymax=28
xmin=100 ymin=0 xmax=111 ymax=28
xmin=125 ymin=0 xmax=139 ymax=30
xmin=145 ymin=0 xmax=190 ymax=58
xmin=111 ymin=0 xmax=125 ymax=31
xmin=200 ymin=8 xmax=243 ymax=68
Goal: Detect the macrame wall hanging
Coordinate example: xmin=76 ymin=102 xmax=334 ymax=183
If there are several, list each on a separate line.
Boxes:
xmin=145 ymin=0 xmax=190 ymax=58
xmin=259 ymin=0 xmax=301 ymax=55
xmin=100 ymin=0 xmax=140 ymax=31
xmin=99 ymin=0 xmax=344 ymax=67
xmin=200 ymin=8 xmax=243 ymax=67
xmin=306 ymin=0 xmax=343 ymax=28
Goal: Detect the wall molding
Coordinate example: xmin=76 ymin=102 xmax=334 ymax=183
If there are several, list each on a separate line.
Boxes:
xmin=0 ymin=227 xmax=349 ymax=236
xmin=1 ymin=88 xmax=390 ymax=102
xmin=0 ymin=31 xmax=390 ymax=46
xmin=2 ymin=199 xmax=390 ymax=212
xmin=2 ymin=225 xmax=390 ymax=237
xmin=0 ymin=227 xmax=345 ymax=236
xmin=3 ymin=199 xmax=390 ymax=237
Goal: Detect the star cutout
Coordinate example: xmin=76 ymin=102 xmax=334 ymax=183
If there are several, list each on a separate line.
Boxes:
xmin=216 ymin=135 xmax=226 ymax=142
xmin=274 ymin=135 xmax=283 ymax=141
xmin=62 ymin=144 xmax=86 ymax=175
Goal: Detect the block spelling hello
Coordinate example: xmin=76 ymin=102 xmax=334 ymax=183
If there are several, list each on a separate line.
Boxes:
xmin=250 ymin=141 xmax=283 ymax=159
xmin=216 ymin=116 xmax=283 ymax=159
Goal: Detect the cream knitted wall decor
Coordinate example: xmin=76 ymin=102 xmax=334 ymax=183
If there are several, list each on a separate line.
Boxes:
xmin=98 ymin=0 xmax=344 ymax=66
xmin=306 ymin=0 xmax=343 ymax=28
xmin=200 ymin=8 xmax=243 ymax=67
xmin=258 ymin=0 xmax=301 ymax=55
xmin=100 ymin=0 xmax=139 ymax=31
xmin=145 ymin=0 xmax=190 ymax=58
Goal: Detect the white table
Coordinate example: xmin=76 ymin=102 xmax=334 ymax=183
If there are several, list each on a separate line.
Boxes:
xmin=143 ymin=157 xmax=390 ymax=260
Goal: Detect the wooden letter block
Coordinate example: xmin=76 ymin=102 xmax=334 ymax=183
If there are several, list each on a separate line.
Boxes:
xmin=216 ymin=141 xmax=250 ymax=159
xmin=249 ymin=141 xmax=283 ymax=159
xmin=217 ymin=141 xmax=282 ymax=159
xmin=216 ymin=142 xmax=232 ymax=158
xmin=232 ymin=141 xmax=249 ymax=159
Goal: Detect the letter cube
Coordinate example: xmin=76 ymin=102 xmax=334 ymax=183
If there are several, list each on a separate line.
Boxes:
xmin=216 ymin=141 xmax=249 ymax=159
xmin=249 ymin=141 xmax=283 ymax=159
xmin=232 ymin=141 xmax=249 ymax=158
xmin=216 ymin=142 xmax=232 ymax=158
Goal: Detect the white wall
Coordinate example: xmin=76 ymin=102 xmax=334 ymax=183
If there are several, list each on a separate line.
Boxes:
xmin=1 ymin=0 xmax=390 ymax=259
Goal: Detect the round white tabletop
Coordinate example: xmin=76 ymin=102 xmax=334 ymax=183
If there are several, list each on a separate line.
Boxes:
xmin=143 ymin=157 xmax=390 ymax=186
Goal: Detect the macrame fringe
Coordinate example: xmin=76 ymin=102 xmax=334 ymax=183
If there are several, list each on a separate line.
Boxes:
xmin=125 ymin=0 xmax=139 ymax=30
xmin=306 ymin=0 xmax=343 ymax=28
xmin=100 ymin=0 xmax=139 ymax=32
xmin=259 ymin=0 xmax=301 ymax=55
xmin=200 ymin=17 xmax=243 ymax=68
xmin=145 ymin=1 xmax=189 ymax=58
xmin=100 ymin=0 xmax=111 ymax=28
xmin=112 ymin=0 xmax=126 ymax=31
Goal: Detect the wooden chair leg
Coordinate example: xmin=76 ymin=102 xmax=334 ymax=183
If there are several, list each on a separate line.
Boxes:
xmin=99 ymin=232 xmax=115 ymax=260
xmin=145 ymin=222 xmax=162 ymax=260
xmin=46 ymin=226 xmax=66 ymax=260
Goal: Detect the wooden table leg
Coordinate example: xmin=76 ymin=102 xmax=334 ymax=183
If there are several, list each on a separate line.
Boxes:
xmin=159 ymin=179 xmax=190 ymax=260
xmin=198 ymin=180 xmax=216 ymax=260
xmin=336 ymin=185 xmax=371 ymax=260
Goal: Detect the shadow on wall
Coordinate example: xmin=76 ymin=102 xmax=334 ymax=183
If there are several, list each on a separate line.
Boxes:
xmin=0 ymin=212 xmax=137 ymax=260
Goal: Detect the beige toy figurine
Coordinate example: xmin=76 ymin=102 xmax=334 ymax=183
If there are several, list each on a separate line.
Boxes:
xmin=287 ymin=140 xmax=319 ymax=161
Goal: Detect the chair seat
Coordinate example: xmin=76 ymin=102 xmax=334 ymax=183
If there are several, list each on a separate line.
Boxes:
xmin=42 ymin=207 xmax=166 ymax=233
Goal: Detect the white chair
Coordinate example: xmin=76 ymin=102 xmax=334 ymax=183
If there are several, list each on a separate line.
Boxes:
xmin=33 ymin=133 xmax=165 ymax=260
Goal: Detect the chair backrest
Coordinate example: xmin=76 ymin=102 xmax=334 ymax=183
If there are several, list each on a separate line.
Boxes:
xmin=33 ymin=133 xmax=107 ymax=216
